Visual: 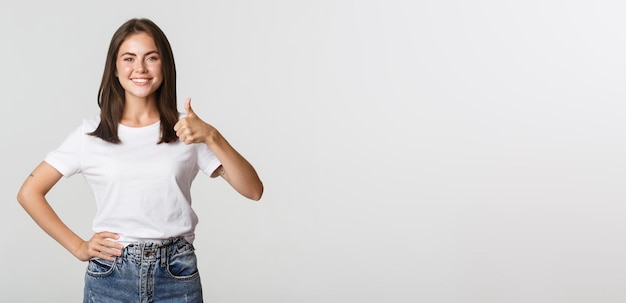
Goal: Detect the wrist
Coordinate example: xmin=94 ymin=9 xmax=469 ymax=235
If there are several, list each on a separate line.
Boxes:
xmin=203 ymin=131 xmax=222 ymax=147
xmin=70 ymin=239 xmax=89 ymax=261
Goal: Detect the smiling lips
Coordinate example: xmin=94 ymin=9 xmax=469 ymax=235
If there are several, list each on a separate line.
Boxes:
xmin=131 ymin=78 xmax=151 ymax=85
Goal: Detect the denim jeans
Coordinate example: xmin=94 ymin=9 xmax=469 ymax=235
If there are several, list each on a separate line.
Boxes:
xmin=83 ymin=237 xmax=203 ymax=303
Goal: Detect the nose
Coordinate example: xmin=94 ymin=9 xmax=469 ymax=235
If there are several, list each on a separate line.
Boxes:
xmin=134 ymin=60 xmax=147 ymax=73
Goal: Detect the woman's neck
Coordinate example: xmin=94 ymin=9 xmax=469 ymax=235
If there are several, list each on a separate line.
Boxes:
xmin=121 ymin=96 xmax=160 ymax=127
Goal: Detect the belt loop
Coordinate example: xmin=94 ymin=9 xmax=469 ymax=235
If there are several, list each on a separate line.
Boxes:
xmin=160 ymin=245 xmax=167 ymax=268
xmin=116 ymin=251 xmax=123 ymax=266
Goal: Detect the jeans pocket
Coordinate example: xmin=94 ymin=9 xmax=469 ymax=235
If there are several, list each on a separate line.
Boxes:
xmin=167 ymin=249 xmax=200 ymax=280
xmin=86 ymin=258 xmax=116 ymax=277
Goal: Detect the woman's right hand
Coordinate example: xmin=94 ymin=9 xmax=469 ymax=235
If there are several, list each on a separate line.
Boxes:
xmin=75 ymin=232 xmax=124 ymax=262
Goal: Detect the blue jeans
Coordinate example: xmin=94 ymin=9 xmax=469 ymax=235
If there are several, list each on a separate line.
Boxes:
xmin=83 ymin=237 xmax=203 ymax=303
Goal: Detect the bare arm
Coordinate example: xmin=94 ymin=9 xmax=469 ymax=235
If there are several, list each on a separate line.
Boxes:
xmin=17 ymin=161 xmax=123 ymax=261
xmin=174 ymin=98 xmax=264 ymax=200
xmin=205 ymin=133 xmax=263 ymax=200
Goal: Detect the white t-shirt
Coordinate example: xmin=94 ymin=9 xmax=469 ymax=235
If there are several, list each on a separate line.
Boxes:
xmin=44 ymin=115 xmax=221 ymax=245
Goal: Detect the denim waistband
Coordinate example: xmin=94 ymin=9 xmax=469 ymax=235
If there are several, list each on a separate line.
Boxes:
xmin=120 ymin=237 xmax=192 ymax=268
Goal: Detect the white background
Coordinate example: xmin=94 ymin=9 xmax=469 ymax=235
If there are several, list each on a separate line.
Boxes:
xmin=1 ymin=0 xmax=625 ymax=302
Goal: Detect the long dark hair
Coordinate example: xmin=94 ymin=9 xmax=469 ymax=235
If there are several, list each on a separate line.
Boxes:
xmin=89 ymin=18 xmax=178 ymax=144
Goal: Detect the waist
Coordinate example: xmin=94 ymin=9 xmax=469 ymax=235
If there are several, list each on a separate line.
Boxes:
xmin=114 ymin=234 xmax=195 ymax=247
xmin=121 ymin=237 xmax=194 ymax=264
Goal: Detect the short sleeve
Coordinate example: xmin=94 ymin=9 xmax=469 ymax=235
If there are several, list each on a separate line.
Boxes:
xmin=197 ymin=143 xmax=221 ymax=176
xmin=44 ymin=124 xmax=85 ymax=177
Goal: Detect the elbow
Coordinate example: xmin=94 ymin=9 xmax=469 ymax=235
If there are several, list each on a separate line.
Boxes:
xmin=249 ymin=183 xmax=264 ymax=201
xmin=16 ymin=187 xmax=30 ymax=208
xmin=17 ymin=184 xmax=44 ymax=208
xmin=251 ymin=191 xmax=263 ymax=202
xmin=17 ymin=186 xmax=26 ymax=205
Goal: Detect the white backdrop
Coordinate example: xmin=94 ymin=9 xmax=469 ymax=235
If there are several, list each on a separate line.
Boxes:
xmin=2 ymin=0 xmax=625 ymax=302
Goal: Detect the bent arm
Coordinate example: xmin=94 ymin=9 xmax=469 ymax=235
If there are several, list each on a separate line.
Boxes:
xmin=174 ymin=98 xmax=264 ymax=201
xmin=207 ymin=132 xmax=264 ymax=201
xmin=17 ymin=162 xmax=87 ymax=258
xmin=17 ymin=162 xmax=123 ymax=261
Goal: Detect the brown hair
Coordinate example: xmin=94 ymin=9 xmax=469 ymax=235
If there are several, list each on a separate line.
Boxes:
xmin=89 ymin=18 xmax=178 ymax=144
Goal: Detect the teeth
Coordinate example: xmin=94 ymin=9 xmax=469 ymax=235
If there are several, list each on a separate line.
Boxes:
xmin=132 ymin=79 xmax=149 ymax=83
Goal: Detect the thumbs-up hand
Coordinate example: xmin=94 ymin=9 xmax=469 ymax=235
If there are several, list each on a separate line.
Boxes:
xmin=183 ymin=97 xmax=197 ymax=118
xmin=174 ymin=97 xmax=218 ymax=145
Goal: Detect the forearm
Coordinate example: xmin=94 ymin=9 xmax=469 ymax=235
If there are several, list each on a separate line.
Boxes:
xmin=173 ymin=101 xmax=264 ymax=200
xmin=18 ymin=194 xmax=85 ymax=259
xmin=205 ymin=132 xmax=263 ymax=200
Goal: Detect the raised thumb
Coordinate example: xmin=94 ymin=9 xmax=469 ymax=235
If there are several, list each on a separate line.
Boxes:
xmin=184 ymin=98 xmax=196 ymax=117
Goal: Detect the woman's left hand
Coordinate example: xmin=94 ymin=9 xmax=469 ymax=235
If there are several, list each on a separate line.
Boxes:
xmin=174 ymin=98 xmax=218 ymax=145
xmin=174 ymin=97 xmax=263 ymax=200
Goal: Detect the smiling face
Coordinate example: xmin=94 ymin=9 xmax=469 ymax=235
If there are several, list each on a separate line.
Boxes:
xmin=116 ymin=32 xmax=163 ymax=102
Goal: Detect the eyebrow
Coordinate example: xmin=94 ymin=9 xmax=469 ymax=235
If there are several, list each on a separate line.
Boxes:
xmin=119 ymin=50 xmax=160 ymax=57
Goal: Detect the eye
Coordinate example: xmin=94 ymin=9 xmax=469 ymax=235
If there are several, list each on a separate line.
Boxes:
xmin=123 ymin=57 xmax=134 ymax=62
xmin=147 ymin=56 xmax=159 ymax=61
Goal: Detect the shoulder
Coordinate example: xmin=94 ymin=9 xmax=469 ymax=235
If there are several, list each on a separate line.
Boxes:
xmin=65 ymin=115 xmax=100 ymax=133
xmin=75 ymin=115 xmax=100 ymax=133
xmin=84 ymin=115 xmax=100 ymax=124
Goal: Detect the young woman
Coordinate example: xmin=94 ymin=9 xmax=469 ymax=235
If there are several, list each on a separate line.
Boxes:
xmin=17 ymin=18 xmax=263 ymax=302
